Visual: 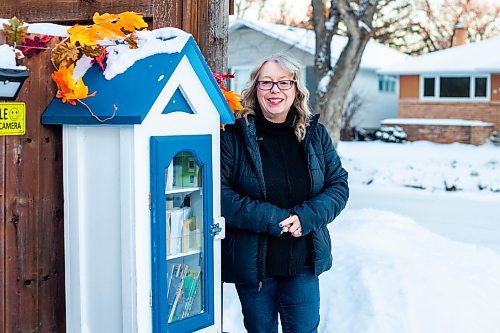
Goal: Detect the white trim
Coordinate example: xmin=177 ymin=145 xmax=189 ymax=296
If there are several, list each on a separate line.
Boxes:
xmin=119 ymin=127 xmax=137 ymax=333
xmin=63 ymin=126 xmax=83 ymax=333
xmin=381 ymin=118 xmax=494 ymax=127
xmin=420 ymin=74 xmax=491 ymax=102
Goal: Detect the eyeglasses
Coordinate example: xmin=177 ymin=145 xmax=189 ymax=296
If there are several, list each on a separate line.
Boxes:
xmin=256 ymin=80 xmax=296 ymax=91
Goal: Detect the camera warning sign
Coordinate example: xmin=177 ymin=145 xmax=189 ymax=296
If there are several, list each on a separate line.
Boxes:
xmin=0 ymin=102 xmax=26 ymax=136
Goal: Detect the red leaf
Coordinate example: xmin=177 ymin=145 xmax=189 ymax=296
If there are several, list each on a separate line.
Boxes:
xmin=91 ymin=46 xmax=107 ymax=72
xmin=21 ymin=35 xmax=53 ymax=58
xmin=213 ymin=72 xmax=235 ymax=86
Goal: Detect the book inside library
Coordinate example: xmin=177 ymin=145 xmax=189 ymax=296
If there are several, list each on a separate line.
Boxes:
xmin=165 ymin=151 xmax=204 ymax=323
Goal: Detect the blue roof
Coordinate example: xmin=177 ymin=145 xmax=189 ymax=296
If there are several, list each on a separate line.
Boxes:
xmin=42 ymin=36 xmax=235 ymax=125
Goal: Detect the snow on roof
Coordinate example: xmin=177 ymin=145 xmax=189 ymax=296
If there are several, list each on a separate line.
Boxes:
xmin=381 ymin=118 xmax=494 ymax=127
xmin=0 ymin=18 xmax=69 ymax=36
xmin=229 ymin=18 xmax=409 ymax=71
xmin=0 ymin=44 xmax=27 ymax=70
xmin=1 ymin=18 xmax=191 ymax=80
xmin=103 ymin=28 xmax=190 ymax=80
xmin=378 ymin=35 xmax=500 ymax=75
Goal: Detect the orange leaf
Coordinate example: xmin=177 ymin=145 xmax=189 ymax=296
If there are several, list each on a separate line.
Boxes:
xmin=220 ymin=86 xmax=243 ymax=113
xmin=67 ymin=12 xmax=147 ymax=47
xmin=93 ymin=12 xmax=147 ymax=34
xmin=92 ymin=12 xmax=120 ymax=24
xmin=52 ymin=64 xmax=96 ymax=105
xmin=68 ymin=24 xmax=101 ymax=46
xmin=116 ymin=12 xmax=148 ymax=32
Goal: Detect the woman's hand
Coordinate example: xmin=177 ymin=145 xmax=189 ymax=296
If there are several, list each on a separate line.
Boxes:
xmin=279 ymin=215 xmax=302 ymax=237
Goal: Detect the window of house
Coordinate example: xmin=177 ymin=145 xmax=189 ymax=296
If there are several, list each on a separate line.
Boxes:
xmin=423 ymin=78 xmax=435 ymax=97
xmin=475 ymin=77 xmax=487 ymax=97
xmin=228 ymin=67 xmax=251 ymax=94
xmin=440 ymin=77 xmax=470 ymax=97
xmin=378 ymin=75 xmax=397 ymax=93
xmin=421 ymin=75 xmax=489 ymax=101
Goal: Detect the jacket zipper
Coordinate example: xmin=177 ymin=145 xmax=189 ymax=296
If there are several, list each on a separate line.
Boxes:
xmin=303 ymin=121 xmax=317 ymax=276
xmin=257 ymin=233 xmax=265 ymax=290
xmin=243 ymin=118 xmax=267 ymax=291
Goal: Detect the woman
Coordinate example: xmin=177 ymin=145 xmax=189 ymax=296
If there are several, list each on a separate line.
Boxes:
xmin=221 ymin=54 xmax=349 ymax=333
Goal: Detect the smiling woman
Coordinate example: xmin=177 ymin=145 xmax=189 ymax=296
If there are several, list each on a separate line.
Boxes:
xmin=255 ymin=61 xmax=296 ymax=122
xmin=220 ymin=54 xmax=349 ymax=333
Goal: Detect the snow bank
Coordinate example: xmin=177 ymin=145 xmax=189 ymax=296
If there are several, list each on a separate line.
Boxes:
xmin=338 ymin=141 xmax=500 ymax=193
xmin=319 ymin=209 xmax=500 ymax=333
xmin=223 ymin=209 xmax=500 ymax=332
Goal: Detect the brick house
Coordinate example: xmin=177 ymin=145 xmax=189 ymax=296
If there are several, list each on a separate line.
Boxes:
xmin=378 ymin=32 xmax=500 ymax=145
xmin=228 ymin=19 xmax=408 ymax=131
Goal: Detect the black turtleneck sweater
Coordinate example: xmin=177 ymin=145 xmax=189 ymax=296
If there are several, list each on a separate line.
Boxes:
xmin=254 ymin=108 xmax=313 ymax=276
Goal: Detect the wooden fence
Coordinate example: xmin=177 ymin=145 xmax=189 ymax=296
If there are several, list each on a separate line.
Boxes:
xmin=0 ymin=1 xmax=228 ymax=331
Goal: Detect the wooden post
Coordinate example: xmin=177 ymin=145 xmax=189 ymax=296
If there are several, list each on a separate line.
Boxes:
xmin=0 ymin=37 xmax=65 ymax=332
xmin=0 ymin=1 xmax=152 ymax=23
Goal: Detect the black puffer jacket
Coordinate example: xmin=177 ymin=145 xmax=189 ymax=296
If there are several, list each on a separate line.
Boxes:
xmin=220 ymin=114 xmax=349 ymax=287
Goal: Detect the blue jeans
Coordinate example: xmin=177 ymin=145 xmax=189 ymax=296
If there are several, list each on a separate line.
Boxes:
xmin=235 ymin=267 xmax=320 ymax=333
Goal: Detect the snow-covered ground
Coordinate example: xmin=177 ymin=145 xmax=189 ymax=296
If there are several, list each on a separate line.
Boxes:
xmin=223 ymin=141 xmax=500 ymax=333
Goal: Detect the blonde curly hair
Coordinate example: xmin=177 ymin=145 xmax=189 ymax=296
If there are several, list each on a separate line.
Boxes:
xmin=236 ymin=54 xmax=312 ymax=141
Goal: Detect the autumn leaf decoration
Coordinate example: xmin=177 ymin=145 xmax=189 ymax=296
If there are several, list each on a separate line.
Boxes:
xmin=2 ymin=17 xmax=28 ymax=45
xmin=213 ymin=73 xmax=243 ymax=114
xmin=52 ymin=65 xmax=96 ymax=105
xmin=49 ymin=12 xmax=147 ymax=121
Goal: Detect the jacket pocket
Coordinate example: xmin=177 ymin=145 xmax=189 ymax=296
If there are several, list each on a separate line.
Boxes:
xmin=221 ymin=227 xmax=238 ymax=281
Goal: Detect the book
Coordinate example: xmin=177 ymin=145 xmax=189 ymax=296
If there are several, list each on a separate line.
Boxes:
xmin=168 ymin=208 xmax=184 ymax=255
xmin=166 ymin=262 xmax=176 ymax=298
xmin=170 ymin=266 xmax=202 ymax=322
xmin=167 ymin=263 xmax=188 ymax=323
xmin=166 ymin=162 xmax=174 ymax=191
xmin=180 ymin=267 xmax=202 ymax=319
xmin=166 ymin=195 xmax=174 ymax=210
xmin=173 ymin=153 xmax=200 ymax=188
xmin=167 ymin=263 xmax=184 ymax=313
xmin=168 ymin=207 xmax=194 ymax=256
xmin=166 ymin=210 xmax=172 ymax=256
xmin=181 ymin=216 xmax=196 ymax=253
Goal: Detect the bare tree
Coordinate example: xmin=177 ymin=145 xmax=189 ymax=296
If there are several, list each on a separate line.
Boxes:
xmin=340 ymin=91 xmax=364 ymax=141
xmin=371 ymin=0 xmax=418 ymax=53
xmin=272 ymin=1 xmax=296 ymax=25
xmin=360 ymin=0 xmax=500 ymax=55
xmin=410 ymin=0 xmax=500 ymax=53
xmin=235 ymin=0 xmax=270 ymax=20
xmin=312 ymin=0 xmax=379 ymax=146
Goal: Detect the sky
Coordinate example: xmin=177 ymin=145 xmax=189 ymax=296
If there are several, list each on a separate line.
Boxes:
xmin=223 ymin=140 xmax=500 ymax=332
xmin=232 ymin=0 xmax=311 ymax=22
xmin=232 ymin=0 xmax=500 ymax=25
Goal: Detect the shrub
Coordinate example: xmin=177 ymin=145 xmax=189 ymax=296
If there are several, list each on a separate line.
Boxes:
xmin=375 ymin=126 xmax=407 ymax=143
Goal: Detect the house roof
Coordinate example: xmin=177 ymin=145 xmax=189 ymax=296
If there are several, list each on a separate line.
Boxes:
xmin=378 ymin=35 xmax=500 ymax=75
xmin=229 ymin=18 xmax=408 ymax=71
xmin=42 ymin=29 xmax=234 ymax=125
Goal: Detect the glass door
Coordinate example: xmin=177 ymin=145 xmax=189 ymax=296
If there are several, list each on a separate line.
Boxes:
xmin=151 ymin=135 xmax=214 ymax=333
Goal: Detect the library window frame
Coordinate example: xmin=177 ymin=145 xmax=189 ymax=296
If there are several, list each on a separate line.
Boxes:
xmin=150 ymin=135 xmax=214 ymax=333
